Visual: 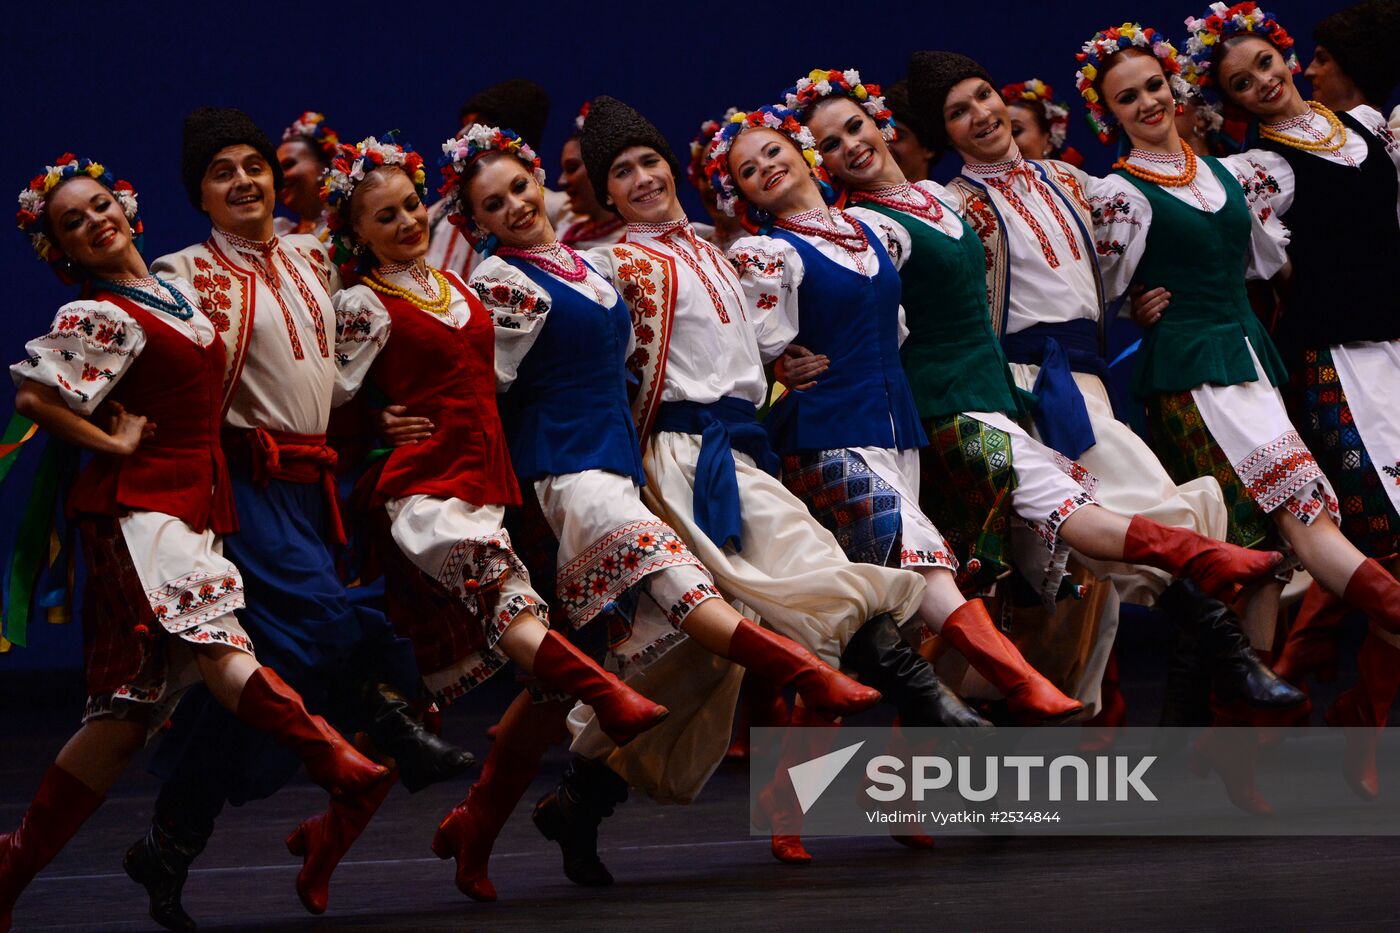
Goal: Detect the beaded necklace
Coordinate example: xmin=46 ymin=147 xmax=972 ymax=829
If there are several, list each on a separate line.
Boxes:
xmin=96 ymin=276 xmax=195 ymax=320
xmin=497 ymin=242 xmax=588 ymax=282
xmin=850 ymin=183 xmax=944 ymax=225
xmin=365 ymin=265 xmax=453 ymax=316
xmin=1114 ymin=142 xmax=1198 ymax=187
xmin=775 ymin=209 xmax=871 ymax=272
xmin=1260 ymin=102 xmax=1347 ymax=154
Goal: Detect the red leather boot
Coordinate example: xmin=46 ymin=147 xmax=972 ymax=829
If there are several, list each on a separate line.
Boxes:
xmin=235 ymin=667 xmax=389 ymax=797
xmin=1339 ymin=559 xmax=1400 ymax=635
xmin=1190 ymin=707 xmax=1272 ymax=816
xmin=286 ymin=770 xmax=398 ymax=914
xmin=754 ymin=705 xmax=840 ymax=864
xmin=1325 ymin=632 xmax=1400 ymax=800
xmin=1273 ymin=582 xmax=1347 ymax=686
xmin=1122 ymin=516 xmax=1282 ymax=601
xmin=1 ymin=765 xmax=105 ymax=932
xmin=939 ymin=600 xmax=1083 ymax=723
xmin=727 ymin=619 xmax=881 ymax=718
xmin=530 ymin=631 xmax=668 ymax=746
xmin=432 ymin=745 xmax=542 ymax=901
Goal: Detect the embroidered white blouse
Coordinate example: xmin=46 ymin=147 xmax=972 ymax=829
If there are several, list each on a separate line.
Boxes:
xmin=1085 ymin=150 xmax=1292 ymax=303
xmin=728 ymin=208 xmax=910 ymax=362
xmin=10 ymin=277 xmax=214 ymax=415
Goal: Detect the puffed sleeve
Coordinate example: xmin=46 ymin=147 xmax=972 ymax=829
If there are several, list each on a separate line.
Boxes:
xmin=1220 ymin=152 xmax=1293 ymax=280
xmin=1084 ymin=173 xmax=1154 ymax=303
xmin=727 ymin=236 xmax=803 ymax=363
xmin=468 ymin=256 xmax=554 ymax=390
xmin=331 ymin=285 xmax=391 ymax=407
xmin=9 ymin=300 xmax=146 ymax=415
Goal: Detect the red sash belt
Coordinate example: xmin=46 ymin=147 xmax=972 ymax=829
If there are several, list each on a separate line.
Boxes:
xmin=224 ymin=427 xmax=346 ymax=545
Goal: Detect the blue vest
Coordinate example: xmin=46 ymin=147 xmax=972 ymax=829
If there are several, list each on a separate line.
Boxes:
xmin=503 ymin=258 xmax=645 ymax=485
xmin=766 ymin=221 xmax=928 ymax=454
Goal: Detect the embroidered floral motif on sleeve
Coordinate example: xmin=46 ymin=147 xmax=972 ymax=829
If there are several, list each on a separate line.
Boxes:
xmin=470 ymin=276 xmax=550 ymax=319
xmin=335 ymin=304 xmax=377 ymax=345
xmin=667 ymin=582 xmax=721 ymax=628
xmin=729 ymin=249 xmax=786 ymax=280
xmin=1236 ymin=430 xmax=1329 ymax=516
xmin=147 ymin=571 xmax=245 ymax=633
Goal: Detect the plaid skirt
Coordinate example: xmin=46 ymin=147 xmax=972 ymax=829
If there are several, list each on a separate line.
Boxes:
xmin=920 ymin=414 xmax=1016 ymax=591
xmin=1292 ymin=347 xmax=1400 ymax=559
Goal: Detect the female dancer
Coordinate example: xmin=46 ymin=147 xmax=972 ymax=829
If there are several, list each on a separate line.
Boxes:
xmin=1172 ymin=2 xmax=1400 ymax=798
xmin=1074 ymin=20 xmax=1400 ymax=792
xmin=784 ymin=68 xmax=1296 ymax=716
xmin=447 ymin=121 xmax=886 ymax=890
xmin=275 ymin=111 xmax=338 ymax=240
xmin=1000 ymin=79 xmax=1085 ymax=165
xmin=1 ymin=156 xmax=388 ymax=932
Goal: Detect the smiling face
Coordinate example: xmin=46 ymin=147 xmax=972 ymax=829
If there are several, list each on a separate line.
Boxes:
xmin=201 ymin=144 xmax=276 ymax=239
xmin=729 ymin=126 xmax=821 ymax=218
xmin=1006 ymin=100 xmax=1053 ymax=160
xmin=805 ymin=97 xmax=899 ymax=190
xmin=558 ymin=137 xmax=604 ymax=219
xmin=277 ymin=138 xmax=326 ymax=220
xmin=348 ymin=167 xmax=429 ymax=266
xmin=45 ymin=176 xmax=140 ymax=276
xmin=1100 ymin=51 xmax=1178 ymax=150
xmin=464 ymin=153 xmax=552 ymax=249
xmin=943 ymin=77 xmax=1016 ymax=165
xmin=605 ymin=145 xmax=682 ymax=224
xmin=1217 ymin=35 xmax=1305 ymax=121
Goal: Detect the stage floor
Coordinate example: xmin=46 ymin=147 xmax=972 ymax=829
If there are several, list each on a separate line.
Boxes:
xmin=4 ymin=636 xmax=1398 ymax=932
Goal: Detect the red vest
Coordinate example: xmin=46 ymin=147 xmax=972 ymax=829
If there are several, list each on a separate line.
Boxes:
xmin=369 ymin=273 xmax=521 ymax=508
xmin=67 ymin=293 xmax=236 ymax=533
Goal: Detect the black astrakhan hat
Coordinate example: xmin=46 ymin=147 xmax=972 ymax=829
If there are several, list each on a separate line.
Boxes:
xmin=907 ymin=50 xmax=994 ymax=152
xmin=1314 ymin=0 xmax=1400 ymax=107
xmin=579 ymin=96 xmax=681 ymax=213
xmin=459 ymin=79 xmax=551 ymax=151
xmin=181 ymin=107 xmax=283 ymax=212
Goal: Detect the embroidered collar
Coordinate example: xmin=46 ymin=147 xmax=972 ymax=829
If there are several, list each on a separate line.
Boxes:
xmin=626 ymin=219 xmax=694 ymax=240
xmin=1127 ymin=149 xmax=1189 ymax=174
xmin=218 ymin=228 xmax=279 ymax=253
xmin=377 ymin=259 xmax=422 ymax=275
xmin=104 ymin=274 xmax=159 ymax=288
xmin=784 ymin=207 xmax=835 ymax=228
xmin=963 ymin=156 xmax=1028 ymax=179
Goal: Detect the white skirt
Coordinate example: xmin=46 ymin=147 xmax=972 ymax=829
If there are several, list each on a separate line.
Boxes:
xmin=1331 ymin=340 xmax=1400 ymax=518
xmin=1191 ymin=340 xmax=1338 ymax=526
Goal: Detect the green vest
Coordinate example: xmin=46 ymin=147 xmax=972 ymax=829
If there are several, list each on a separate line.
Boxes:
xmin=862 ymin=201 xmax=1027 ymax=420
xmin=1121 ymin=155 xmax=1290 ymax=398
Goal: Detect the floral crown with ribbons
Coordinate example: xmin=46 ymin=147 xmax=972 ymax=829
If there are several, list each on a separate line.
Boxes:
xmin=437 ymin=123 xmax=546 ymax=255
xmin=688 ymin=107 xmax=740 ymax=190
xmin=1075 ymin=23 xmax=1189 ymax=144
xmin=16 ymin=154 xmax=143 ymax=277
xmin=1181 ymin=2 xmax=1299 ymax=104
xmin=321 ymin=135 xmax=428 ymax=264
xmin=702 ymin=105 xmax=829 ymax=231
xmin=783 ymin=68 xmax=895 ymax=141
xmin=1001 ymin=79 xmax=1072 ymax=152
xmin=573 ymin=101 xmax=591 ymax=134
xmin=282 ymin=111 xmax=341 ymax=161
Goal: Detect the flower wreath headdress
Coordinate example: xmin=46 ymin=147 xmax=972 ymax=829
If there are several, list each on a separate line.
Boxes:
xmin=16 ymin=154 xmax=143 ymax=282
xmin=1001 ymin=79 xmax=1072 ymax=152
xmin=688 ymin=107 xmax=740 ymax=191
xmin=783 ymin=68 xmax=895 ymax=141
xmin=437 ymin=123 xmax=546 ymax=256
xmin=321 ymin=135 xmax=428 ymax=266
xmin=1181 ymin=2 xmax=1299 ymax=105
xmin=573 ymin=101 xmax=591 ymax=134
xmin=702 ymin=105 xmax=830 ymax=233
xmin=282 ymin=111 xmax=341 ymax=161
xmin=1075 ymin=23 xmax=1190 ymax=144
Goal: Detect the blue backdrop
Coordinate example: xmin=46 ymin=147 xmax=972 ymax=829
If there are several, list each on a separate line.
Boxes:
xmin=0 ymin=0 xmax=1367 ymax=671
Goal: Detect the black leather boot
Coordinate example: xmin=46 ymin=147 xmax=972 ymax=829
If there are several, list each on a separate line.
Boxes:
xmin=1159 ymin=580 xmax=1306 ymax=709
xmin=362 ymin=683 xmax=476 ymax=793
xmin=123 ymin=780 xmax=221 ymax=933
xmin=531 ymin=756 xmax=629 ymax=887
xmin=841 ymin=614 xmax=991 ymax=728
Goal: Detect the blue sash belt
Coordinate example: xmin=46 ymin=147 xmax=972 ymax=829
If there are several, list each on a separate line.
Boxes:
xmin=1002 ymin=319 xmax=1105 ymax=459
xmin=651 ymin=397 xmax=779 ymax=552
